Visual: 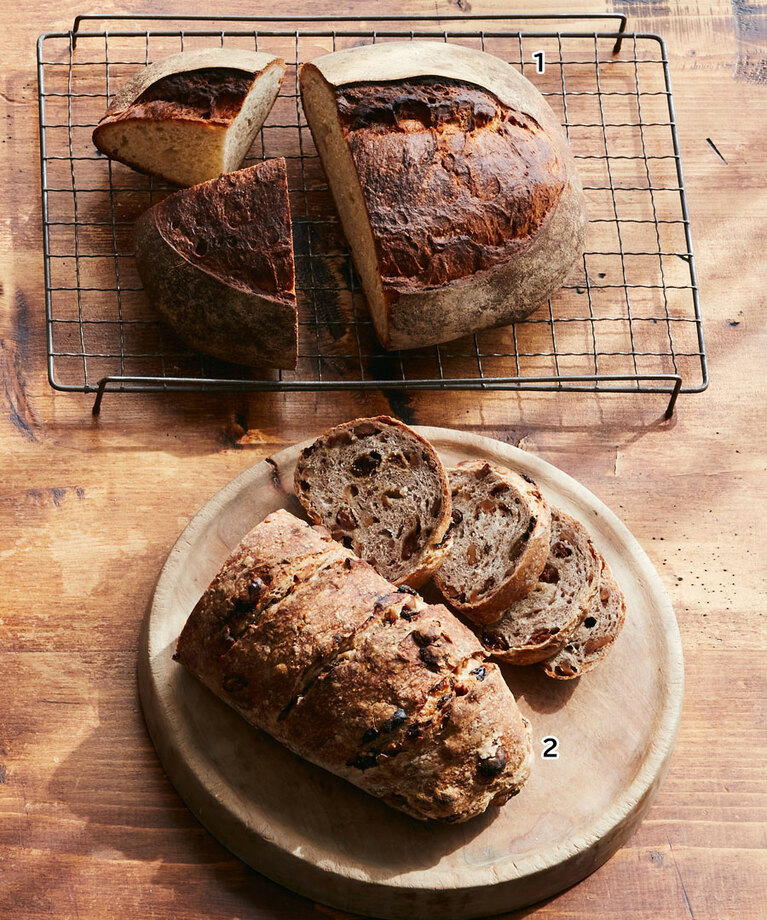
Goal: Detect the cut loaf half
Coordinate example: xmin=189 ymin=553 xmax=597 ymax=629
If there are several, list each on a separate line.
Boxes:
xmin=434 ymin=461 xmax=551 ymax=625
xmin=299 ymin=41 xmax=586 ymax=350
xmin=94 ymin=49 xmax=285 ymax=187
xmin=293 ymin=416 xmax=452 ymax=588
xmin=480 ymin=508 xmax=601 ymax=665
xmin=134 ymin=159 xmax=297 ymax=368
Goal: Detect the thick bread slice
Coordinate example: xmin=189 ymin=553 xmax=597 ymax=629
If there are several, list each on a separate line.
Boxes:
xmin=134 ymin=159 xmax=297 ymax=368
xmin=434 ymin=460 xmax=551 ymax=624
xmin=480 ymin=508 xmax=601 ymax=665
xmin=175 ymin=509 xmax=532 ymax=823
xmin=293 ymin=416 xmax=452 ymax=588
xmin=541 ymin=556 xmax=626 ymax=679
xmin=299 ymin=41 xmax=586 ymax=350
xmin=93 ymin=49 xmax=285 ymax=186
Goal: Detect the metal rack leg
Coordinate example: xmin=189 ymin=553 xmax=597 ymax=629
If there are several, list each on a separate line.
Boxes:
xmin=92 ymin=379 xmax=108 ymax=416
xmin=612 ymin=14 xmax=628 ymax=54
xmin=664 ymin=376 xmax=683 ymax=419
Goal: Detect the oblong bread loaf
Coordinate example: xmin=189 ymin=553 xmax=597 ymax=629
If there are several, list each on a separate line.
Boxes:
xmin=175 ymin=509 xmax=532 ymax=823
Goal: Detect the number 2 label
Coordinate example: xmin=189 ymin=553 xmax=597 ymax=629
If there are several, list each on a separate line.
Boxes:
xmin=542 ymin=736 xmax=559 ymax=759
xmin=533 ymin=51 xmax=545 ymax=74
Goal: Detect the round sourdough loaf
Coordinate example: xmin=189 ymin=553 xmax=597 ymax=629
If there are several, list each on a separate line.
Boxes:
xmin=300 ymin=41 xmax=587 ymax=350
xmin=93 ymin=48 xmax=285 ymax=187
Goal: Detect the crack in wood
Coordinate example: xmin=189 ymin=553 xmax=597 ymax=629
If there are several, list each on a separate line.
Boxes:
xmin=706 ymin=137 xmax=728 ymax=163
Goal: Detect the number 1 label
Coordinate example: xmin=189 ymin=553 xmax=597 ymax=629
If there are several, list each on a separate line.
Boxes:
xmin=533 ymin=51 xmax=545 ymax=74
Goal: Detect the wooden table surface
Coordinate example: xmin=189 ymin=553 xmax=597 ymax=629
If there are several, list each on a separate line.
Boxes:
xmin=1 ymin=1 xmax=765 ymax=918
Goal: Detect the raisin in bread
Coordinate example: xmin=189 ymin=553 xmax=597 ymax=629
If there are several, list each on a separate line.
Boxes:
xmin=480 ymin=508 xmax=601 ymax=665
xmin=175 ymin=509 xmax=532 ymax=823
xmin=541 ymin=556 xmax=626 ymax=679
xmin=93 ymin=49 xmax=285 ymax=187
xmin=134 ymin=159 xmax=297 ymax=368
xmin=293 ymin=417 xmax=452 ymax=588
xmin=434 ymin=460 xmax=551 ymax=624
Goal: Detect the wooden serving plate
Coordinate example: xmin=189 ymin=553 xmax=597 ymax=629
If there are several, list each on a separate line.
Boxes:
xmin=138 ymin=427 xmax=683 ymax=919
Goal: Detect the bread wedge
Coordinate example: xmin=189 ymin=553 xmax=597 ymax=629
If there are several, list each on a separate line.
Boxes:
xmin=299 ymin=41 xmax=586 ymax=350
xmin=175 ymin=509 xmax=532 ymax=823
xmin=94 ymin=48 xmax=285 ymax=186
xmin=293 ymin=416 xmax=452 ymax=587
xmin=541 ymin=556 xmax=626 ymax=679
xmin=434 ymin=460 xmax=551 ymax=624
xmin=134 ymin=158 xmax=297 ymax=368
xmin=480 ymin=508 xmax=601 ymax=665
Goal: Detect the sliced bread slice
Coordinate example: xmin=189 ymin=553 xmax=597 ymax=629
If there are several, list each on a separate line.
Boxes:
xmin=479 ymin=508 xmax=601 ymax=665
xmin=541 ymin=556 xmax=626 ymax=679
xmin=93 ymin=49 xmax=285 ymax=187
xmin=134 ymin=158 xmax=297 ymax=368
xmin=293 ymin=416 xmax=452 ymax=588
xmin=433 ymin=460 xmax=551 ymax=625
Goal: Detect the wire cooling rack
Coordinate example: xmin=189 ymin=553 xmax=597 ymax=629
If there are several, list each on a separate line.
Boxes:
xmin=36 ymin=13 xmax=707 ymax=415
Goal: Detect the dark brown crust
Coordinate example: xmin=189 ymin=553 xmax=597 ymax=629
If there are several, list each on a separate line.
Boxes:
xmin=175 ymin=509 xmax=532 ymax=823
xmin=280 ymin=602 xmax=482 ymax=766
xmin=134 ymin=159 xmax=298 ymax=369
xmin=336 ymin=78 xmax=566 ymax=292
xmin=109 ymin=67 xmax=254 ymax=128
xmin=155 ymin=160 xmax=295 ymax=296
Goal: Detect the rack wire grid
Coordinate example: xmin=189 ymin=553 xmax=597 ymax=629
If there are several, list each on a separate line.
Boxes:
xmin=37 ymin=13 xmax=707 ymax=416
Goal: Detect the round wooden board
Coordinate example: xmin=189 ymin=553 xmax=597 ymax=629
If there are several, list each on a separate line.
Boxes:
xmin=138 ymin=427 xmax=683 ymax=920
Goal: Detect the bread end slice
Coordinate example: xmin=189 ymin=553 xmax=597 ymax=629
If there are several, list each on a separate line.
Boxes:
xmin=541 ymin=556 xmax=626 ymax=679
